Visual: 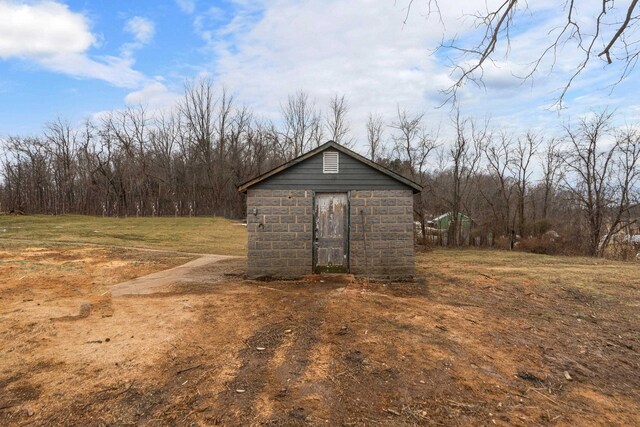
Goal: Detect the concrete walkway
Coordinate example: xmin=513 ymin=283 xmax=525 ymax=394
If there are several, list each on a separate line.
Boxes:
xmin=111 ymin=254 xmax=238 ymax=297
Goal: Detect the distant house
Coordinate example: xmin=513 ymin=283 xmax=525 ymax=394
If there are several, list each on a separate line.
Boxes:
xmin=431 ymin=212 xmax=473 ymax=245
xmin=238 ymin=141 xmax=422 ymax=278
xmin=432 ymin=212 xmax=473 ymax=232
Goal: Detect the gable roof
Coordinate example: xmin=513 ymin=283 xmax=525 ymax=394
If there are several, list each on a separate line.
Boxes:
xmin=433 ymin=212 xmax=473 ymax=222
xmin=238 ymin=141 xmax=423 ymax=193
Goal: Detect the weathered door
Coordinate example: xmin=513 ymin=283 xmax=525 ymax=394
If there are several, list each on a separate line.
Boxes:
xmin=314 ymin=193 xmax=348 ymax=273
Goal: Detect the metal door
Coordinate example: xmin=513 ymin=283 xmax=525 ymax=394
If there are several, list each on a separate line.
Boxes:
xmin=314 ymin=193 xmax=348 ymax=273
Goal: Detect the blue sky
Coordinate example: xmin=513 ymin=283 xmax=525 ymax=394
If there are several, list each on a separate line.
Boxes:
xmin=0 ymin=0 xmax=638 ymax=145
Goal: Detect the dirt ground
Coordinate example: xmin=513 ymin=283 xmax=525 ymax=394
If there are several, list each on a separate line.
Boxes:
xmin=0 ymin=244 xmax=638 ymax=426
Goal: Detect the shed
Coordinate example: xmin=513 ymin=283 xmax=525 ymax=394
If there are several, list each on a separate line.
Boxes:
xmin=432 ymin=212 xmax=473 ymax=233
xmin=238 ymin=141 xmax=422 ymax=278
xmin=431 ymin=212 xmax=474 ymax=246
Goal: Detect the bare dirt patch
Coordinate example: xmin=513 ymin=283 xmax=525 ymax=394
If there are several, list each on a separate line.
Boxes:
xmin=0 ymin=246 xmax=638 ymax=426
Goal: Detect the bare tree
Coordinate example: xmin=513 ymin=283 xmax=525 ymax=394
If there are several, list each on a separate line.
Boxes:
xmin=540 ymin=138 xmax=563 ymax=220
xmin=0 ymin=83 xmax=301 ymax=218
xmin=149 ymin=111 xmax=181 ymax=213
xmin=612 ymin=125 xmax=640 ymax=235
xmin=180 ymin=78 xmax=216 ymax=214
xmin=366 ymin=113 xmax=385 ymax=161
xmin=561 ymin=111 xmax=640 ymax=256
xmin=483 ymin=131 xmax=515 ymax=235
xmin=390 ymin=107 xmax=424 ymax=176
xmin=281 ymin=91 xmax=322 ymax=158
xmin=511 ymin=132 xmax=541 ymax=236
xmin=326 ymin=94 xmax=354 ymax=147
xmin=448 ymin=110 xmax=488 ymax=246
xmin=390 ymin=107 xmax=438 ymax=239
xmin=405 ymin=0 xmax=640 ymax=106
xmin=44 ymin=117 xmax=78 ymax=214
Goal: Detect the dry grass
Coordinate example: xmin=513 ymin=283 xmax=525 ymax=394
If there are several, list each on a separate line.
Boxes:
xmin=0 ymin=215 xmax=247 ymax=256
xmin=419 ymin=248 xmax=640 ymax=300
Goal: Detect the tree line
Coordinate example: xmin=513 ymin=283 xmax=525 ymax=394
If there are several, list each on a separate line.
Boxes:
xmin=385 ymin=109 xmax=639 ymax=257
xmin=1 ymin=80 xmax=638 ymax=257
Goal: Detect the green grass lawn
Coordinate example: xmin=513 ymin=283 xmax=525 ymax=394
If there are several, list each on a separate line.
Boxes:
xmin=0 ymin=215 xmax=247 ymax=256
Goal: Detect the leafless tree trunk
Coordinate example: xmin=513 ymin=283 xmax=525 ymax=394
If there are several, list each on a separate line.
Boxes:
xmin=483 ymin=131 xmax=514 ymax=235
xmin=281 ymin=91 xmax=322 ymax=158
xmin=44 ymin=118 xmax=78 ymax=214
xmin=540 ymin=138 xmax=563 ymax=220
xmin=390 ymin=107 xmax=438 ymax=241
xmin=326 ymin=94 xmax=354 ymax=147
xmin=366 ymin=113 xmax=384 ymax=161
xmin=561 ymin=111 xmax=640 ymax=256
xmin=448 ymin=110 xmax=487 ymax=246
xmin=511 ymin=132 xmax=540 ymax=236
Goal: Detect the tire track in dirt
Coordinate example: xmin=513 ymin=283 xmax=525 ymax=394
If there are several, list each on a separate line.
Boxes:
xmin=209 ymin=290 xmax=334 ymax=425
xmin=260 ymin=297 xmax=332 ymax=425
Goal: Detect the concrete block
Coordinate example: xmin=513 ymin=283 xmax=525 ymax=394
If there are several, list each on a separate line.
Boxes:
xmin=372 ymin=207 xmax=388 ymax=215
xmin=288 ymin=223 xmax=304 ymax=232
xmin=265 ymin=215 xmax=280 ymax=224
xmin=388 ymin=206 xmax=406 ymax=215
xmin=289 ymin=206 xmax=306 ymax=215
xmin=255 ymin=241 xmax=272 ymax=250
xmin=271 ymin=206 xmax=290 ymax=215
xmin=381 ymin=216 xmax=397 ymax=223
xmin=249 ymin=189 xmax=272 ymax=197
xmin=272 ymin=224 xmax=288 ymax=232
xmin=253 ymin=198 xmax=281 ymax=207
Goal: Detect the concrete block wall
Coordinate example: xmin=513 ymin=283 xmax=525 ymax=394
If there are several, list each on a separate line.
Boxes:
xmin=246 ymin=188 xmax=415 ymax=278
xmin=246 ymin=189 xmax=313 ymax=278
xmin=349 ymin=190 xmax=415 ymax=277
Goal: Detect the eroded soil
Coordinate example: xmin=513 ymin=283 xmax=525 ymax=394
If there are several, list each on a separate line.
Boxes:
xmin=0 ymin=245 xmax=638 ymax=426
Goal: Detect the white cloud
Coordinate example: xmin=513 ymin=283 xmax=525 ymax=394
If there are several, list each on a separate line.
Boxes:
xmin=176 ymin=0 xmax=195 ymax=14
xmin=199 ymin=0 xmax=638 ymax=149
xmin=124 ymin=81 xmax=180 ymax=109
xmin=0 ymin=1 xmax=145 ymax=87
xmin=204 ymin=1 xmax=571 ymax=145
xmin=125 ymin=16 xmax=155 ymax=45
xmin=0 ymin=0 xmax=95 ymax=58
xmin=43 ymin=54 xmax=144 ymax=88
xmin=122 ymin=16 xmax=155 ymax=59
xmin=209 ymin=0 xmax=452 ymax=146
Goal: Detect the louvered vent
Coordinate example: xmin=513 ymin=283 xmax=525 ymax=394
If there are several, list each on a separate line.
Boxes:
xmin=323 ymin=151 xmax=339 ymax=173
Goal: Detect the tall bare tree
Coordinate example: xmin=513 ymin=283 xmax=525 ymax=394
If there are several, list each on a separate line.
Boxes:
xmin=483 ymin=131 xmax=515 ymax=235
xmin=44 ymin=118 xmax=78 ymax=214
xmin=448 ymin=110 xmax=488 ymax=246
xmin=366 ymin=113 xmax=384 ymax=161
xmin=326 ymin=94 xmax=354 ymax=147
xmin=562 ymin=111 xmax=640 ymax=256
xmin=511 ymin=132 xmax=541 ymax=236
xmin=390 ymin=107 xmax=438 ymax=238
xmin=540 ymin=138 xmax=563 ymax=220
xmin=281 ymin=91 xmax=322 ymax=158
